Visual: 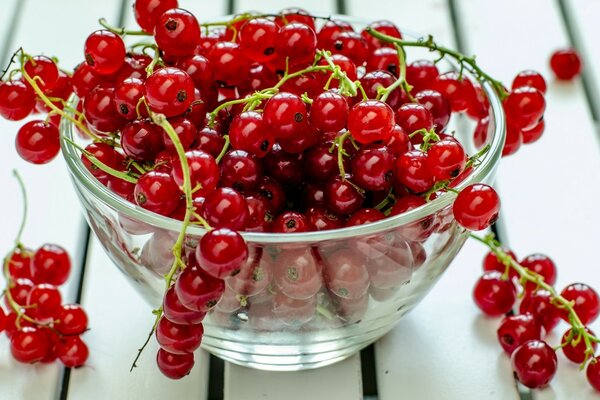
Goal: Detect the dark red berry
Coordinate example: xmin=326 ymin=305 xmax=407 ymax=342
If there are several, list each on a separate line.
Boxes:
xmin=156 ymin=349 xmax=194 ymax=379
xmin=145 ymin=67 xmax=194 ymax=117
xmin=497 ymin=313 xmax=541 ymax=354
xmin=84 ymin=30 xmax=126 ymax=75
xmin=58 ymin=336 xmax=89 ymax=367
xmin=472 ymin=271 xmax=516 ymax=316
xmin=196 ymin=228 xmax=248 ymax=279
xmin=453 ymin=184 xmax=500 ymax=231
xmin=154 ymin=8 xmax=201 ymax=57
xmin=511 ymin=340 xmax=557 ymax=388
xmin=15 ymin=120 xmax=60 ymax=164
xmin=559 ymin=283 xmax=600 ymax=325
xmin=550 ymin=49 xmax=582 ymax=80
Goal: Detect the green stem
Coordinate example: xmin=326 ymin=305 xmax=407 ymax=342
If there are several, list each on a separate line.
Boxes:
xmin=380 ymin=44 xmax=413 ymax=102
xmin=98 ymin=17 xmax=151 ymax=36
xmin=12 ymin=170 xmax=27 ymax=247
xmin=469 ymin=233 xmax=600 ymax=367
xmin=365 ymin=28 xmax=508 ymax=100
xmin=215 ymin=135 xmax=230 ymax=164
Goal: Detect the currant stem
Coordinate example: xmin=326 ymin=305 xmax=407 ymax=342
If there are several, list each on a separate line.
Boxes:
xmin=380 ymin=44 xmax=413 ymax=103
xmin=469 ymin=233 xmax=600 ymax=367
xmin=215 ymin=135 xmax=230 ymax=164
xmin=12 ymin=170 xmax=28 ymax=247
xmin=365 ymin=28 xmax=508 ymax=100
xmin=336 ymin=131 xmax=351 ymax=179
xmin=98 ymin=18 xmax=151 ymax=36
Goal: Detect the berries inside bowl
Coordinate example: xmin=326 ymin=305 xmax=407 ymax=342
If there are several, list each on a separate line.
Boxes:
xmin=52 ymin=10 xmax=508 ymax=372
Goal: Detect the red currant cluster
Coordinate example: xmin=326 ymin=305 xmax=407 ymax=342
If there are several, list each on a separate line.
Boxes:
xmin=471 ymin=238 xmax=600 ymax=390
xmin=2 ymin=243 xmax=89 ymax=367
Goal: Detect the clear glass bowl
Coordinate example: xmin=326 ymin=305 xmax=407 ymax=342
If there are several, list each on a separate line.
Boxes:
xmin=60 ymin=19 xmax=505 ymax=371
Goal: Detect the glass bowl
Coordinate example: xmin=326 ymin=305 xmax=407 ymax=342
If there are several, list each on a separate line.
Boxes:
xmin=59 ymin=18 xmax=505 ymax=371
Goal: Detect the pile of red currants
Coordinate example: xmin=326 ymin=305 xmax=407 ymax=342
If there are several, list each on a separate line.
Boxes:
xmin=6 ymin=0 xmax=593 ymax=389
xmin=2 ymin=242 xmax=89 ymax=367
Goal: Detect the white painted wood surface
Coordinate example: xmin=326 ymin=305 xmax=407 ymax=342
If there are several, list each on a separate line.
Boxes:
xmin=1 ymin=0 xmax=599 ymax=399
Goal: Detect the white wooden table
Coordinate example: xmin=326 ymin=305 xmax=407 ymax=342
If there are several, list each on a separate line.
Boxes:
xmin=1 ymin=0 xmax=600 ymax=399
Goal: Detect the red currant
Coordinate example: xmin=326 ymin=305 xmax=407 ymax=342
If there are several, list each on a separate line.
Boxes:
xmin=10 ymin=327 xmax=49 ymax=363
xmin=154 ymin=8 xmax=201 ymax=57
xmin=196 ymin=228 xmax=248 ymax=279
xmin=84 ymin=30 xmax=126 ymax=75
xmin=550 ymin=48 xmax=582 ymax=80
xmin=453 ymin=184 xmax=500 ymax=231
xmin=58 ymin=336 xmax=89 ymax=368
xmin=560 ymin=283 xmax=600 ymax=325
xmin=348 ymin=100 xmax=395 ymax=144
xmin=145 ymin=67 xmax=194 ymax=117
xmin=511 ymin=340 xmax=557 ymax=388
xmin=156 ymin=348 xmax=194 ymax=379
xmin=497 ymin=313 xmax=541 ymax=354
xmin=472 ymin=271 xmax=516 ymax=316
xmin=15 ymin=120 xmax=60 ymax=164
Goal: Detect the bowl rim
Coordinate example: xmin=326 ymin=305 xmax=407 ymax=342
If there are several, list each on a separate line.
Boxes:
xmin=60 ymin=16 xmax=506 ymax=244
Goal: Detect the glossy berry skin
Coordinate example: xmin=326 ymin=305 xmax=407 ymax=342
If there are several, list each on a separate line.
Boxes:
xmin=306 ymin=207 xmax=344 ymax=231
xmin=562 ymin=327 xmax=597 ymax=363
xmin=520 ymin=254 xmax=557 ymax=292
xmin=497 ymin=313 xmax=541 ymax=354
xmin=332 ymin=31 xmax=369 ymax=66
xmin=521 ymin=118 xmax=545 ymax=144
xmin=324 ymin=250 xmax=370 ymax=299
xmin=155 ymin=316 xmax=203 ymax=355
xmin=84 ymin=30 xmax=126 ymax=75
xmin=114 ymin=77 xmax=146 ymax=120
xmin=15 ymin=120 xmax=60 ymax=164
xmin=348 ymin=100 xmax=395 ymax=144
xmin=395 ymin=103 xmax=434 ymax=140
xmin=219 ymin=150 xmax=264 ymax=192
xmin=367 ymin=47 xmax=400 ymax=76
xmin=171 ymin=150 xmax=219 ymax=196
xmin=274 ymin=8 xmax=315 ymax=30
xmin=239 ymin=18 xmax=278 ymax=62
xmin=10 ymin=327 xmax=49 ymax=364
xmin=121 ymin=119 xmax=165 ymax=162
xmin=8 ymin=278 xmax=34 ymax=308
xmin=275 ymin=23 xmax=317 ymax=66
xmin=0 ymin=308 xmax=6 ymax=334
xmin=351 ymin=144 xmax=396 ymax=191
xmin=560 ymin=283 xmax=600 ymax=325
xmin=324 ymin=175 xmax=365 ymax=215
xmin=360 ymin=70 xmax=403 ymax=110
xmin=174 ymin=266 xmax=225 ymax=312
xmin=23 ymin=55 xmax=59 ymax=92
xmin=385 ymin=124 xmax=411 ymax=157
xmin=550 ymin=49 xmax=582 ymax=80
xmin=472 ymin=271 xmax=516 ymax=316
xmin=202 ymin=187 xmax=249 ymax=231
xmin=272 ymin=211 xmax=309 ymax=233
xmin=145 ymin=67 xmax=194 ymax=117
xmin=7 ymin=247 xmax=34 ymax=281
xmin=208 ymin=42 xmax=250 ymax=87
xmin=587 ymin=357 xmax=600 ymax=391
xmin=395 ymin=150 xmax=434 ymax=193
xmin=32 ymin=244 xmax=71 ymax=286
xmin=426 ymin=138 xmax=466 ymax=181
xmin=361 ymin=20 xmax=402 ymax=49
xmin=346 ymin=208 xmax=384 ymax=226
xmin=309 ymin=91 xmax=349 ymax=133
xmin=26 ymin=284 xmax=62 ymax=320
xmin=197 ymin=228 xmax=248 ymax=279
xmin=512 ymin=70 xmax=547 ymax=94
xmin=229 ymin=111 xmax=274 ymax=158
xmin=83 ymin=85 xmax=126 ymax=133
xmin=263 ymin=92 xmax=308 ymax=140
xmin=0 ymin=80 xmax=35 ymax=120
xmin=453 ymin=184 xmax=500 ymax=231
xmin=414 ymin=90 xmax=451 ymax=132
xmin=504 ymin=86 xmax=545 ymax=130
xmin=406 ymin=60 xmax=439 ymax=93
xmin=134 ymin=171 xmax=180 ymax=216
xmin=154 ymin=8 xmax=200 ymax=57
xmin=156 ymin=349 xmax=194 ymax=380
xmin=81 ymin=142 xmax=124 ymax=184
xmin=58 ymin=336 xmax=89 ymax=368
xmin=511 ymin=340 xmax=557 ymax=389
xmin=163 ymin=286 xmax=206 ymax=325
xmin=134 ymin=0 xmax=178 ymax=33
xmin=520 ymin=289 xmax=561 ymax=333
xmin=482 ymin=248 xmax=518 ymax=279
xmin=195 ymin=127 xmax=225 ymax=158
xmin=55 ymin=304 xmax=88 ymax=335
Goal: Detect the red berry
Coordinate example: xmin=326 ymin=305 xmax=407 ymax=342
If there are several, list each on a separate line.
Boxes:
xmin=171 ymin=150 xmax=219 ymax=196
xmin=472 ymin=271 xmax=516 ymax=316
xmin=550 ymin=48 xmax=582 ymax=80
xmin=155 ymin=316 xmax=203 ymax=354
xmin=15 ymin=120 xmax=60 ymax=164
xmin=309 ymin=91 xmax=349 ymax=133
xmin=511 ymin=340 xmax=557 ymax=388
xmin=348 ymin=100 xmax=395 ymax=144
xmin=58 ymin=336 xmax=89 ymax=368
xmin=560 ymin=283 xmax=600 ymax=325
xmin=520 ymin=254 xmax=557 ymax=292
xmin=521 ymin=118 xmax=545 ymax=144
xmin=272 ymin=248 xmax=322 ymax=300
xmin=395 ymin=103 xmax=434 ymax=141
xmin=0 ymin=80 xmax=35 ymax=121
xmin=23 ymin=55 xmax=59 ymax=92
xmin=208 ymin=42 xmax=250 ymax=87
xmin=145 ymin=67 xmax=194 ymax=117
xmin=351 ymin=144 xmax=396 ymax=191
xmin=229 ymin=111 xmax=274 ymax=158
xmin=497 ymin=313 xmax=541 ymax=354
xmin=453 ymin=184 xmax=500 ymax=231
xmin=274 ymin=8 xmax=315 ymax=30
xmin=83 ymin=85 xmax=127 ymax=132
xmin=512 ymin=70 xmax=547 ymax=94
xmin=414 ymin=89 xmax=451 ymax=132
xmin=324 ymin=175 xmax=365 ymax=215
xmin=114 ymin=77 xmax=146 ymax=120
xmin=7 ymin=278 xmax=33 ymax=308
xmin=587 ymin=357 xmax=600 ymax=391
xmin=202 ymin=187 xmax=249 ymax=231
xmin=504 ymin=86 xmax=545 ymax=130
xmin=482 ymin=248 xmax=517 ymax=278
xmin=156 ymin=349 xmax=194 ymax=379
xmin=406 ymin=60 xmax=439 ymax=92
xmin=426 ymin=138 xmax=466 ymax=181
xmin=174 ymin=265 xmax=224 ymax=312
xmin=134 ymin=0 xmax=178 ymax=33
xmin=263 ymin=92 xmax=308 ymax=140
xmin=154 ymin=8 xmax=201 ymax=57
xmin=323 ymin=250 xmax=370 ymax=299
xmin=32 ymin=243 xmax=71 ymax=285
xmin=361 ymin=20 xmax=402 ymax=49
xmin=10 ymin=327 xmax=49 ymax=363
xmin=162 ymin=286 xmax=206 ymax=325
xmin=196 ymin=228 xmax=248 ymax=279
xmin=84 ymin=30 xmax=126 ymax=75
xmin=26 ymin=284 xmax=62 ymax=320
xmin=7 ymin=247 xmax=34 ymax=280
xmin=272 ymin=211 xmax=309 ymax=233
xmin=394 ymin=150 xmax=434 ymax=193
xmin=134 ymin=171 xmax=181 ymax=216
xmin=562 ymin=327 xmax=597 ymax=364
xmin=121 ymin=119 xmax=165 ymax=162
xmin=520 ymin=289 xmax=561 ymax=333
xmin=55 ymin=304 xmax=88 ymax=336
xmin=239 ymin=18 xmax=278 ymax=62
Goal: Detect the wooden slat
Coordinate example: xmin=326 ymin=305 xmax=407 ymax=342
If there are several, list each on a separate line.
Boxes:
xmin=454 ymin=0 xmax=600 ymax=399
xmin=221 ymin=2 xmax=365 ymax=400
xmin=343 ymin=1 xmax=520 ymax=398
xmin=0 ymin=1 xmax=122 ymax=400
xmin=68 ymin=1 xmax=227 ymax=399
